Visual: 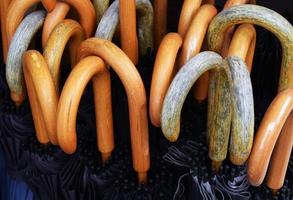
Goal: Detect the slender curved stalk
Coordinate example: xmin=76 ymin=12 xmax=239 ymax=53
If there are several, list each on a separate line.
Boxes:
xmin=161 ymin=51 xmax=223 ymax=141
xmin=177 ymin=0 xmax=202 ymax=38
xmin=78 ymin=38 xmax=150 ymax=184
xmin=42 ymin=2 xmax=70 ymax=47
xmin=154 ymin=0 xmax=167 ymax=49
xmin=150 ymin=33 xmax=182 ymax=127
xmin=161 ymin=52 xmax=254 ymax=166
xmin=119 ymin=0 xmax=138 ymax=64
xmin=5 ymin=0 xmax=62 ymax=45
xmin=248 ymin=89 xmax=293 ymax=186
xmin=193 ymin=0 xmax=255 ymax=102
xmin=59 ymin=0 xmax=96 ymax=38
xmin=6 ymin=11 xmax=45 ymax=106
xmin=95 ymin=0 xmax=153 ymax=56
xmin=206 ymin=24 xmax=256 ymax=167
xmin=208 ymin=4 xmax=293 ymax=92
xmin=179 ymin=5 xmax=217 ymax=66
xmin=267 ymin=111 xmax=293 ymax=190
xmin=23 ymin=50 xmax=58 ymax=144
xmin=0 ymin=0 xmax=11 ymax=62
xmin=43 ymin=19 xmax=84 ymax=91
xmin=93 ymin=0 xmax=109 ymax=23
xmin=94 ymin=0 xmax=152 ymax=163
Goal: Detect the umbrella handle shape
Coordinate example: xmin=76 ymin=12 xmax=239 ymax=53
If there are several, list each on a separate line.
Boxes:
xmin=42 ymin=2 xmax=70 ymax=47
xmin=0 ymin=0 xmax=11 ymax=63
xmin=161 ymin=51 xmax=254 ymax=166
xmin=119 ymin=0 xmax=138 ymax=64
xmin=92 ymin=0 xmax=110 ymax=23
xmin=5 ymin=0 xmax=55 ymax=45
xmin=43 ymin=19 xmax=84 ymax=92
xmin=267 ymin=111 xmax=293 ymax=191
xmin=207 ymin=4 xmax=293 ymax=165
xmin=95 ymin=0 xmax=153 ymax=56
xmin=6 ymin=11 xmax=46 ymax=106
xmin=42 ymin=0 xmax=95 ymax=46
xmin=93 ymin=0 xmax=153 ymax=163
xmin=150 ymin=33 xmax=183 ymax=127
xmin=206 ymin=23 xmax=256 ymax=171
xmin=208 ymin=4 xmax=293 ymax=92
xmin=77 ymin=38 xmax=150 ymax=184
xmin=193 ymin=0 xmax=255 ymax=102
xmin=23 ymin=50 xmax=58 ymax=144
xmin=177 ymin=0 xmax=203 ymax=38
xmin=248 ymin=89 xmax=293 ymax=187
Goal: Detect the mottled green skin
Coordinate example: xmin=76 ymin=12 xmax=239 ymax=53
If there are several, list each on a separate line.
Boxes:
xmin=161 ymin=52 xmax=223 ymax=142
xmin=161 ymin=52 xmax=254 ymax=165
xmin=6 ymin=11 xmax=45 ymax=97
xmin=207 ymin=4 xmax=293 ymax=164
xmin=208 ymin=4 xmax=293 ymax=91
xmin=95 ymin=0 xmax=153 ymax=56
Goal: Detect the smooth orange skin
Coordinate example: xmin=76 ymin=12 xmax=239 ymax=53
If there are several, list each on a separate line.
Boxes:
xmin=5 ymin=0 xmax=60 ymax=46
xmin=78 ymin=38 xmax=150 ymax=184
xmin=41 ymin=0 xmax=56 ymax=12
xmin=119 ymin=0 xmax=138 ymax=64
xmin=57 ymin=56 xmax=106 ymax=152
xmin=0 ymin=0 xmax=11 ymax=62
xmin=177 ymin=0 xmax=202 ymax=38
xmin=154 ymin=0 xmax=167 ymax=49
xmin=23 ymin=50 xmax=58 ymax=144
xmin=42 ymin=2 xmax=70 ymax=47
xmin=248 ymin=89 xmax=293 ymax=186
xmin=60 ymin=0 xmax=96 ymax=38
xmin=227 ymin=24 xmax=256 ymax=72
xmin=191 ymin=0 xmax=255 ymax=102
xmin=267 ymin=111 xmax=293 ymax=190
xmin=150 ymin=33 xmax=182 ymax=127
xmin=179 ymin=5 xmax=217 ymax=66
xmin=43 ymin=19 xmax=84 ymax=91
xmin=178 ymin=5 xmax=217 ymax=102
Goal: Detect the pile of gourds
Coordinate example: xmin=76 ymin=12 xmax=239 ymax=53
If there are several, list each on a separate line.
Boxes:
xmin=0 ymin=0 xmax=292 ymax=197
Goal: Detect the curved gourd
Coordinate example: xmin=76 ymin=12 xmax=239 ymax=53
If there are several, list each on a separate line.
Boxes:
xmin=43 ymin=19 xmax=84 ymax=90
xmin=177 ymin=0 xmax=202 ymax=37
xmin=42 ymin=2 xmax=70 ymax=47
xmin=77 ymin=38 xmax=150 ymax=184
xmin=23 ymin=50 xmax=58 ymax=144
xmin=95 ymin=0 xmax=153 ymax=56
xmin=248 ymin=89 xmax=293 ymax=187
xmin=207 ymin=4 xmax=293 ymax=164
xmin=161 ymin=52 xmax=254 ymax=166
xmin=206 ymin=24 xmax=256 ymax=166
xmin=150 ymin=33 xmax=182 ymax=127
xmin=6 ymin=11 xmax=46 ymax=106
xmin=208 ymin=4 xmax=293 ymax=92
xmin=5 ymin=0 xmax=54 ymax=44
xmin=267 ymin=111 xmax=293 ymax=190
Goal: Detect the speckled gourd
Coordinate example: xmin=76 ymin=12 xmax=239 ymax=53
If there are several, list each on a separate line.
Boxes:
xmin=6 ymin=11 xmax=46 ymax=106
xmin=207 ymin=4 xmax=293 ymax=164
xmin=95 ymin=0 xmax=153 ymax=56
xmin=161 ymin=51 xmax=254 ymax=166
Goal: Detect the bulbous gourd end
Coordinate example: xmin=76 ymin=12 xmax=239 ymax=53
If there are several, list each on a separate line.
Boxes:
xmin=161 ymin=121 xmax=180 ymax=142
